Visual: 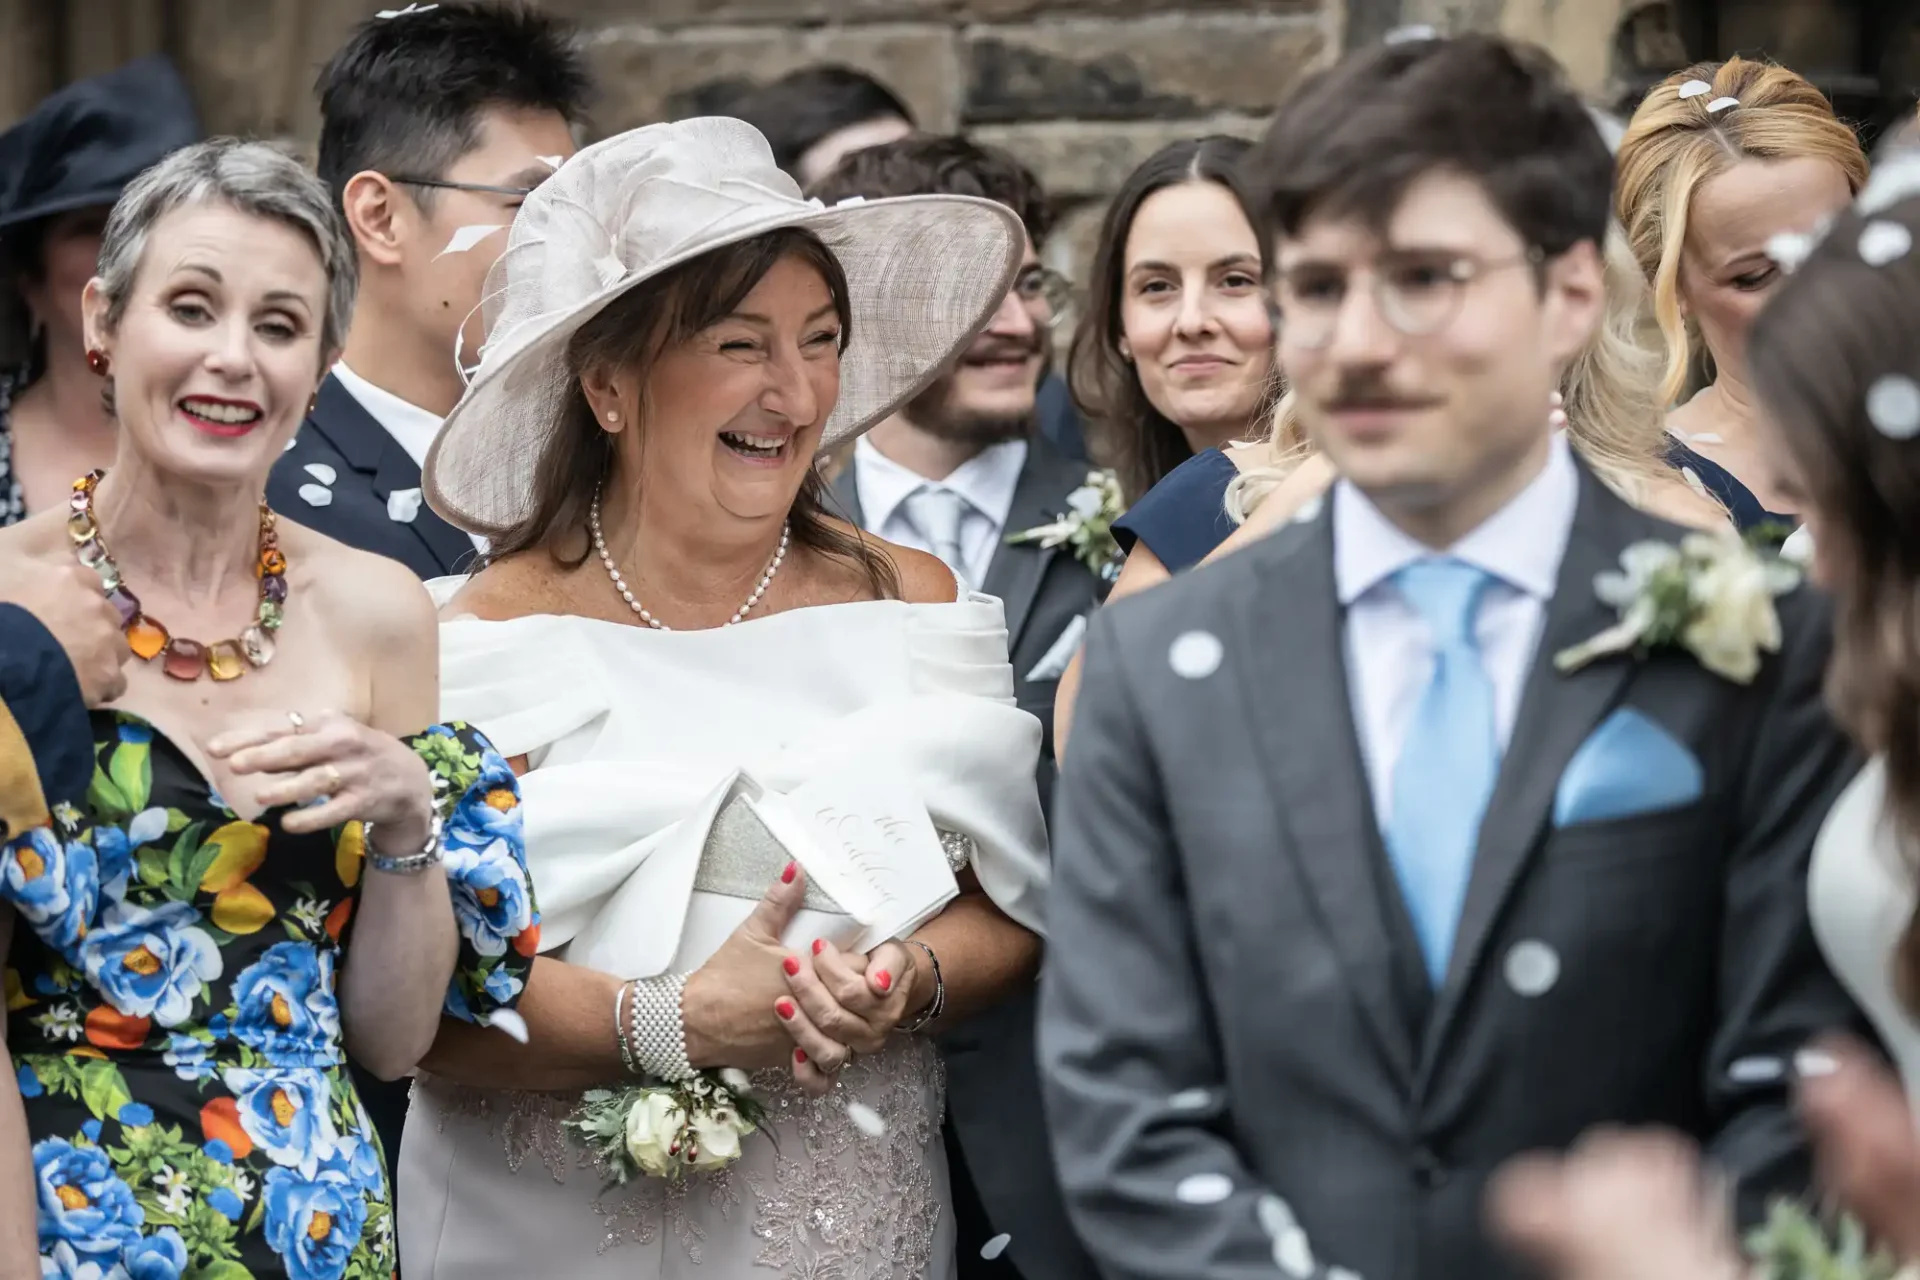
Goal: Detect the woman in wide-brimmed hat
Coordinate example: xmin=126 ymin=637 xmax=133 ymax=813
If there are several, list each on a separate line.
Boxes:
xmin=398 ymin=117 xmax=1048 ymax=1278
xmin=0 ymin=56 xmax=200 ymax=525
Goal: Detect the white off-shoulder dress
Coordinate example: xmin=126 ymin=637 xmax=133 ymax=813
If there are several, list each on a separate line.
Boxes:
xmin=394 ymin=592 xmax=1049 ymax=1280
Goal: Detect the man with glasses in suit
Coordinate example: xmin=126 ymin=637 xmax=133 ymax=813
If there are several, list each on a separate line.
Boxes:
xmin=271 ymin=1 xmax=593 ymax=579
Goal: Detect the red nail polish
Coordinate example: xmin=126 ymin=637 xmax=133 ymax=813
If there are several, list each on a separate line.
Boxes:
xmin=811 ymin=939 xmax=825 ymax=956
xmin=794 ymin=1048 xmax=807 ymax=1064
xmin=875 ymin=970 xmax=892 ymax=992
xmin=776 ymin=999 xmax=795 ymax=1019
xmin=783 ymin=956 xmax=801 ymax=977
xmin=781 ymin=861 xmax=796 ymax=884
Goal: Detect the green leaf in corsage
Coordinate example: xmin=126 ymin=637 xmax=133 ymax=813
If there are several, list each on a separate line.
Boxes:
xmin=564 ymin=1069 xmax=770 ymax=1193
xmin=1005 ymin=468 xmax=1127 ymax=583
xmin=1745 ymin=1199 xmax=1909 ymax=1280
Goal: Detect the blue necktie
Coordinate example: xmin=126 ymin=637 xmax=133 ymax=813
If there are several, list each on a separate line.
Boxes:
xmin=1384 ymin=558 xmax=1499 ymax=985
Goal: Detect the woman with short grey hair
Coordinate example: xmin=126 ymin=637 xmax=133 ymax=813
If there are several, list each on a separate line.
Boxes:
xmin=0 ymin=137 xmax=538 ymax=1278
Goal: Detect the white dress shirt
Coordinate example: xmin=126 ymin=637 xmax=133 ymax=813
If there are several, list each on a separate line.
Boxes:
xmin=853 ymin=436 xmax=1028 ymax=589
xmin=1335 ymin=434 xmax=1577 ymax=824
xmin=330 ymin=362 xmax=486 ymax=554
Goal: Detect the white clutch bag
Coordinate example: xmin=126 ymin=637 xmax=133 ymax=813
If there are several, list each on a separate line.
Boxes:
xmin=742 ymin=771 xmax=960 ymax=954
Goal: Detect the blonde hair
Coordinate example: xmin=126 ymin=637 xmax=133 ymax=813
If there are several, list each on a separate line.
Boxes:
xmin=1225 ymin=220 xmax=1683 ymax=522
xmin=1615 ymin=57 xmax=1869 ymax=407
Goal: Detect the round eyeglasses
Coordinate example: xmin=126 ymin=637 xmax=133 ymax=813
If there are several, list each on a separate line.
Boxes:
xmin=1013 ymin=264 xmax=1074 ymax=329
xmin=1272 ymin=248 xmax=1545 ymax=350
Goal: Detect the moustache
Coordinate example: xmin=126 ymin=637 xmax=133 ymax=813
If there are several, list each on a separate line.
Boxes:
xmin=960 ymin=337 xmax=1043 ymax=364
xmin=1325 ymin=372 xmax=1436 ymax=412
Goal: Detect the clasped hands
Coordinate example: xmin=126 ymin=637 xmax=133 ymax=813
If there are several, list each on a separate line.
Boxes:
xmin=206 ymin=709 xmax=435 ymax=851
xmin=684 ymin=861 xmax=921 ymax=1096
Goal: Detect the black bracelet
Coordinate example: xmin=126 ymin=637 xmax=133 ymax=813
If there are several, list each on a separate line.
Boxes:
xmin=897 ymin=939 xmax=945 ymax=1034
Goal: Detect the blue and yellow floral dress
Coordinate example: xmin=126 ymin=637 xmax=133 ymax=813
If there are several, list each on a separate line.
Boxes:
xmin=2 ymin=714 xmax=539 ymax=1280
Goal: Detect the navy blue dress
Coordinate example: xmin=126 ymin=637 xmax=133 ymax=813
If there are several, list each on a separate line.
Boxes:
xmin=1667 ymin=440 xmax=1796 ymax=537
xmin=1110 ymin=448 xmax=1240 ymax=574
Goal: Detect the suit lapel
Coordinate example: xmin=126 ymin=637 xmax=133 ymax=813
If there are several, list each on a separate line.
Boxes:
xmin=1236 ymin=508 xmax=1416 ymax=1088
xmin=828 ymin=459 xmax=866 ymax=528
xmin=308 ymin=375 xmax=473 ymax=576
xmin=1416 ymin=464 xmax=1644 ymax=1082
xmin=982 ymin=441 xmax=1082 ymax=647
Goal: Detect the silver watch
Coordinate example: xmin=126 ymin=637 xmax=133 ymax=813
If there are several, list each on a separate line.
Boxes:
xmin=363 ymin=811 xmax=445 ymax=875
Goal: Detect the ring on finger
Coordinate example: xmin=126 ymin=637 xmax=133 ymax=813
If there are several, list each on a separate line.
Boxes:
xmin=323 ymin=764 xmax=344 ymax=796
xmin=287 ymin=711 xmax=306 ymax=733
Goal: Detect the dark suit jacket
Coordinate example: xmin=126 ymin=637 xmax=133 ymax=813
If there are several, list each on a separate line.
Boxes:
xmin=0 ymin=603 xmax=92 ymax=830
xmin=834 ymin=434 xmax=1106 ymax=1280
xmin=267 ymin=373 xmax=477 ymax=579
xmin=1041 ymin=460 xmax=1869 ymax=1280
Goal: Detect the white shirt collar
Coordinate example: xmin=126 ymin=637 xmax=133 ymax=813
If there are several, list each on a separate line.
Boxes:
xmin=329 ymin=361 xmax=445 ymax=469
xmin=1334 ymin=432 xmax=1577 ymax=606
xmin=854 ymin=435 xmax=1029 ymax=534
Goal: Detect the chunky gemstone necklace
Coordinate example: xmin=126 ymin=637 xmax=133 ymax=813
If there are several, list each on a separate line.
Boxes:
xmin=70 ymin=470 xmax=287 ymax=682
xmin=588 ymin=484 xmax=788 ymax=630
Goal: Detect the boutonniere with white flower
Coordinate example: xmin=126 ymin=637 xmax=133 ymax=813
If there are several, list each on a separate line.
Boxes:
xmin=564 ymin=1069 xmax=767 ymax=1188
xmin=1746 ymin=1199 xmax=1910 ymax=1279
xmin=1006 ymin=468 xmax=1126 ymax=582
xmin=1553 ymin=532 xmax=1801 ymax=685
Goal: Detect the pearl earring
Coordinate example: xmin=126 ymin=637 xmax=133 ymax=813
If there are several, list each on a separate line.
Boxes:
xmin=606 ymin=411 xmax=620 ymax=424
xmin=1548 ymin=389 xmax=1567 ymax=430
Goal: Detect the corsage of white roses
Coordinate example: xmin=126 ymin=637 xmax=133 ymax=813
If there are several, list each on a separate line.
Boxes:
xmin=1553 ymin=531 xmax=1801 ymax=685
xmin=564 ymin=1068 xmax=768 ymax=1187
xmin=1005 ymin=468 xmax=1126 ymax=582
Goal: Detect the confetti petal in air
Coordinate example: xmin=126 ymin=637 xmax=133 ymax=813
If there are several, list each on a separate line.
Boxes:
xmin=1794 ymin=1047 xmax=1841 ymax=1078
xmin=1327 ymin=1269 xmax=1364 ymax=1280
xmin=1858 ymin=220 xmax=1914 ymax=267
xmin=1677 ymin=79 xmax=1713 ymax=99
xmin=1503 ymin=940 xmax=1560 ymax=997
xmin=1764 ymin=231 xmax=1815 ymax=273
xmin=376 ymin=2 xmax=438 ymax=16
xmin=486 ymin=1008 xmax=530 ymax=1044
xmin=1706 ymin=96 xmax=1739 ymax=113
xmin=1272 ymin=1226 xmax=1315 ymax=1278
xmin=1857 ymin=151 xmax=1920 ymax=217
xmin=298 ymin=483 xmax=334 ymax=508
xmin=1292 ymin=493 xmax=1325 ymax=524
xmin=1174 ymin=1173 xmax=1234 ymax=1205
xmin=1168 ymin=631 xmax=1224 ymax=680
xmin=303 ymin=462 xmax=337 ymax=486
xmin=1256 ymin=1193 xmax=1297 ymax=1239
xmin=980 ymin=1234 xmax=1012 ymax=1261
xmin=1168 ymin=1087 xmax=1215 ymax=1112
xmin=1727 ymin=1055 xmax=1785 ymax=1084
xmin=846 ymin=1101 xmax=886 ymax=1138
xmin=537 ymin=155 xmax=564 ymax=170
xmin=720 ymin=1067 xmax=752 ymax=1092
xmin=435 ymin=224 xmax=507 ymax=260
xmin=387 ymin=488 xmax=424 ymax=524
xmin=1867 ymin=375 xmax=1920 ymax=439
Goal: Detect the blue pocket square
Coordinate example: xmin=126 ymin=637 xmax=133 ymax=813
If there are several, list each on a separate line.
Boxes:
xmin=1552 ymin=707 xmax=1703 ymax=827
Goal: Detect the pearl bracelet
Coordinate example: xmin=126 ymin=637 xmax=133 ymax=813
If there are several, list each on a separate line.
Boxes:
xmin=624 ymin=973 xmax=694 ymax=1081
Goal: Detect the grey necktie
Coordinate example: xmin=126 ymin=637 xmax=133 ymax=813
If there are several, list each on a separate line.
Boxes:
xmin=901 ymin=485 xmax=972 ymax=589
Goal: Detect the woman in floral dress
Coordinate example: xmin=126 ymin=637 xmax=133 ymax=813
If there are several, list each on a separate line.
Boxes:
xmin=0 ymin=141 xmax=537 ymax=1280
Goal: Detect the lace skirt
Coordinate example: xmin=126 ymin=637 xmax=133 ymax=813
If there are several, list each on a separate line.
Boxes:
xmin=395 ymin=1036 xmax=955 ymax=1279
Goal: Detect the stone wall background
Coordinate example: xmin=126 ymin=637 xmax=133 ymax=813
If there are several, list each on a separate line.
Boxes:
xmin=2 ymin=0 xmax=1915 ymax=290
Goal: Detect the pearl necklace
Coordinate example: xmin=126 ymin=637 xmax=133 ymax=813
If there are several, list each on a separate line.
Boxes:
xmin=588 ymin=487 xmax=789 ymax=630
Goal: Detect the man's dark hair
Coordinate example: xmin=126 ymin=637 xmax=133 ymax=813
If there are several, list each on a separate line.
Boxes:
xmin=1243 ymin=34 xmax=1613 ymax=257
xmin=732 ymin=66 xmax=914 ymax=180
xmin=807 ymin=133 xmax=1051 ymax=246
xmin=315 ymin=2 xmax=593 ymax=208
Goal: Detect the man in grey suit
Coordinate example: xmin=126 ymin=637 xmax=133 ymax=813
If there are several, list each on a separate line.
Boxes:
xmin=814 ymin=136 xmax=1105 ymax=1280
xmin=1040 ymin=34 xmax=1868 ymax=1280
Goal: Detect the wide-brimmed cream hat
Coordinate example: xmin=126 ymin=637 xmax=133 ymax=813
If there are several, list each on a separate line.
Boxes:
xmin=424 ymin=117 xmax=1024 ymax=536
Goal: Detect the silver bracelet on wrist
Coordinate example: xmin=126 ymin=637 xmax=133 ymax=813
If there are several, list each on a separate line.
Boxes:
xmin=896 ymin=939 xmax=945 ymax=1035
xmin=613 ymin=980 xmax=640 ymax=1076
xmin=626 ymin=973 xmax=694 ymax=1081
xmin=364 ymin=810 xmax=446 ymax=875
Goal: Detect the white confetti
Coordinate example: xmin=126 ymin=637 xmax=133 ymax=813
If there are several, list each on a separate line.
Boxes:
xmin=1503 ymin=940 xmax=1560 ymax=997
xmin=980 ymin=1234 xmax=1012 ymax=1261
xmin=283 ymin=436 xmax=299 ymax=453
xmin=485 ymin=1009 xmax=529 ymax=1043
xmin=536 ymin=155 xmax=564 ymax=170
xmin=1781 ymin=525 xmax=1814 ymax=565
xmin=846 ymin=1101 xmax=886 ymax=1138
xmin=1858 ymin=151 xmax=1920 ymax=216
xmin=1680 ymin=467 xmax=1709 ymax=499
xmin=376 ymin=2 xmax=438 ymax=16
xmin=1168 ymin=1087 xmax=1214 ymax=1112
xmin=435 ymin=224 xmax=507 ymax=259
xmin=1273 ymin=1227 xmax=1316 ymax=1278
xmin=1677 ymin=79 xmax=1713 ymax=99
xmin=1794 ymin=1048 xmax=1841 ymax=1078
xmin=298 ymin=483 xmax=333 ymax=508
xmin=1707 ymin=96 xmax=1739 ymax=114
xmin=387 ymin=487 xmax=424 ymax=523
xmin=1292 ymin=492 xmax=1324 ymax=524
xmin=1256 ymin=1193 xmax=1297 ymax=1238
xmin=1765 ymin=231 xmax=1815 ymax=273
xmin=1859 ymin=220 xmax=1913 ymax=267
xmin=1168 ymin=631 xmax=1223 ymax=680
xmin=1328 ymin=1269 xmax=1364 ymax=1280
xmin=303 ymin=462 xmax=337 ymax=486
xmin=719 ymin=1067 xmax=752 ymax=1092
xmin=1175 ymin=1173 xmax=1234 ymax=1205
xmin=1727 ymin=1055 xmax=1785 ymax=1084
xmin=1867 ymin=375 xmax=1920 ymax=439
xmin=1384 ymin=23 xmax=1438 ymax=43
